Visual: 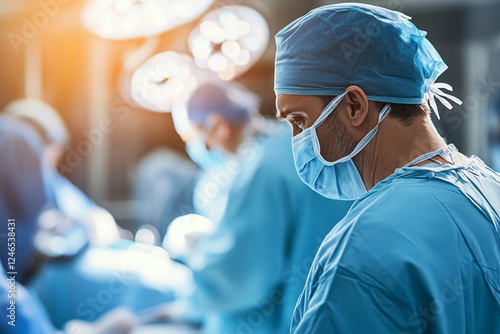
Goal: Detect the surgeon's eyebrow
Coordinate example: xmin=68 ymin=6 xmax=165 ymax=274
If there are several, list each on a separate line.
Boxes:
xmin=275 ymin=105 xmax=297 ymax=121
xmin=275 ymin=108 xmax=286 ymax=121
xmin=276 ymin=105 xmax=308 ymax=123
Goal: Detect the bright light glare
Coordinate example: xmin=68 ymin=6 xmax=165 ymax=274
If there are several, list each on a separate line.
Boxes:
xmin=82 ymin=207 xmax=120 ymax=245
xmin=131 ymin=52 xmax=215 ymax=113
xmin=163 ymin=214 xmax=215 ymax=259
xmin=81 ymin=246 xmax=194 ymax=295
xmin=218 ymin=65 xmax=236 ymax=81
xmin=208 ymin=53 xmax=228 ymax=72
xmin=135 ymin=226 xmax=158 ymax=245
xmin=81 ymin=0 xmax=214 ymax=40
xmin=221 ymin=40 xmax=241 ymax=58
xmin=235 ymin=49 xmax=251 ymax=66
xmin=114 ymin=0 xmax=133 ymax=14
xmin=189 ymin=5 xmax=270 ymax=80
xmin=136 ymin=229 xmax=154 ymax=244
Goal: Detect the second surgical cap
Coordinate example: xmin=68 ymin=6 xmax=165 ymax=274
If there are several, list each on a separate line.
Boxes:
xmin=187 ymin=82 xmax=259 ymax=125
xmin=274 ymin=3 xmax=455 ymax=108
xmin=4 ymin=98 xmax=69 ymax=146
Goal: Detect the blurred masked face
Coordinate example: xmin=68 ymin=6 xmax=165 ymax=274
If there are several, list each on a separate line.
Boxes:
xmin=183 ymin=120 xmax=230 ymax=171
xmin=181 ymin=120 xmax=223 ymax=150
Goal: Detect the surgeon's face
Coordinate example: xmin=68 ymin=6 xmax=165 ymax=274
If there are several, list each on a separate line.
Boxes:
xmin=276 ymin=94 xmax=357 ymax=162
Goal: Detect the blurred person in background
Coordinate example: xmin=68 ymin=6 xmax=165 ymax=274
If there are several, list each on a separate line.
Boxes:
xmin=133 ymin=147 xmax=199 ymax=237
xmin=3 ymin=98 xmax=111 ymax=225
xmin=0 ymin=115 xmax=48 ymax=283
xmin=274 ymin=3 xmax=500 ymax=333
xmin=0 ymin=115 xmax=137 ymax=334
xmin=164 ymin=81 xmax=353 ymax=334
xmin=4 ymin=98 xmax=120 ymax=248
xmin=175 ymin=81 xmax=264 ymax=224
xmin=1 ymin=100 xmax=182 ymax=330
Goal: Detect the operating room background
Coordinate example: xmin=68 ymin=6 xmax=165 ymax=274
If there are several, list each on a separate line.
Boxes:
xmin=1 ymin=0 xmax=499 ymax=231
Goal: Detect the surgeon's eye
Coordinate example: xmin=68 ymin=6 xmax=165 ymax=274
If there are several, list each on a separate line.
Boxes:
xmin=285 ymin=114 xmax=307 ymax=135
xmin=292 ymin=118 xmax=305 ymax=130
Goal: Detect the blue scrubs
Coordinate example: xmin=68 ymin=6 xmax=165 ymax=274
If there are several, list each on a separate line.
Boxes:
xmin=0 ymin=116 xmax=48 ymax=282
xmin=31 ymin=241 xmax=185 ymax=328
xmin=186 ymin=127 xmax=353 ymax=334
xmin=291 ymin=157 xmax=500 ymax=333
xmin=46 ymin=171 xmax=96 ymax=222
xmin=0 ymin=264 xmax=56 ymax=334
xmin=0 ymin=116 xmax=55 ymax=332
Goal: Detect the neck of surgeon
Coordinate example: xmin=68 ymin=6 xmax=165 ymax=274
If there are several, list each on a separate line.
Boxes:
xmin=354 ymin=112 xmax=449 ymax=190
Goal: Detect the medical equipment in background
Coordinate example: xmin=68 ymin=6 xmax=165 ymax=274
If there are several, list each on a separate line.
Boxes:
xmin=79 ymin=0 xmax=215 ymax=200
xmin=189 ymin=5 xmax=269 ymax=81
xmin=81 ymin=0 xmax=214 ymax=40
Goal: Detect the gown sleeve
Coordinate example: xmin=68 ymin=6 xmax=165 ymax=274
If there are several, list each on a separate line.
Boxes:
xmin=187 ymin=151 xmax=292 ymax=313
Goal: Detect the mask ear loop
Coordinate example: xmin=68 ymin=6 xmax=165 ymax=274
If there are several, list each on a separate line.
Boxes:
xmin=311 ymin=93 xmax=347 ymax=128
xmin=438 ymin=145 xmax=456 ymax=165
xmin=312 ymin=101 xmax=392 ymax=166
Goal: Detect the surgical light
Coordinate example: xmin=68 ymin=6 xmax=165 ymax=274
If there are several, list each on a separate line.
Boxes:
xmin=189 ymin=5 xmax=269 ymax=81
xmin=81 ymin=0 xmax=214 ymax=40
xmin=130 ymin=51 xmax=214 ymax=112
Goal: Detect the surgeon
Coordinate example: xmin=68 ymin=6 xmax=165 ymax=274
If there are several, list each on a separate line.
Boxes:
xmin=0 ymin=115 xmax=137 ymax=334
xmin=4 ymin=98 xmax=101 ymax=223
xmin=175 ymin=81 xmax=262 ymax=223
xmin=0 ymin=115 xmax=48 ymax=282
xmin=274 ymin=3 xmax=500 ymax=333
xmin=168 ymin=81 xmax=353 ymax=334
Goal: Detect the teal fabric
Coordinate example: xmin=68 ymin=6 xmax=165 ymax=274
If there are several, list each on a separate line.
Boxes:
xmin=0 ymin=264 xmax=56 ymax=334
xmin=291 ymin=157 xmax=500 ymax=333
xmin=186 ymin=127 xmax=353 ymax=334
xmin=275 ymin=3 xmax=447 ymax=104
xmin=31 ymin=241 xmax=180 ymax=328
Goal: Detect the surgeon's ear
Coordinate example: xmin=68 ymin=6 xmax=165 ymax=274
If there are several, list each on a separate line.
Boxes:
xmin=344 ymin=86 xmax=369 ymax=127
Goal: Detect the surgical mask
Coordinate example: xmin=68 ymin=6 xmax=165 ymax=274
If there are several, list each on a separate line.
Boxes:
xmin=292 ymin=93 xmax=391 ymax=200
xmin=186 ymin=134 xmax=228 ymax=171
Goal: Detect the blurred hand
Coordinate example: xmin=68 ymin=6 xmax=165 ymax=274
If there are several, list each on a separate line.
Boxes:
xmin=65 ymin=308 xmax=139 ymax=334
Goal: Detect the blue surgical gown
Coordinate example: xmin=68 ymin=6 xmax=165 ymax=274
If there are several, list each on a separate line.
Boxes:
xmin=0 ymin=263 xmax=55 ymax=334
xmin=291 ymin=157 xmax=500 ymax=333
xmin=186 ymin=127 xmax=353 ymax=334
xmin=45 ymin=170 xmax=96 ymax=222
xmin=0 ymin=116 xmax=48 ymax=282
xmin=0 ymin=116 xmax=55 ymax=332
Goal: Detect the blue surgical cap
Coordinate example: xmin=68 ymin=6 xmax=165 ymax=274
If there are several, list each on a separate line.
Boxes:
xmin=274 ymin=3 xmax=448 ymax=104
xmin=187 ymin=82 xmax=258 ymax=125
